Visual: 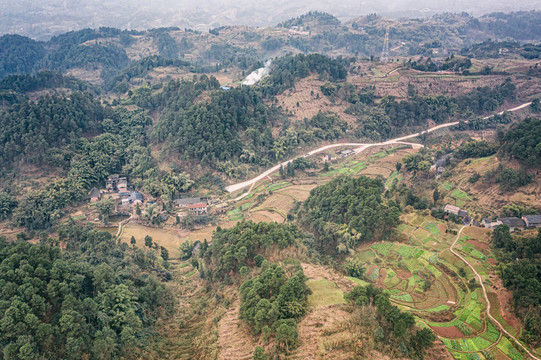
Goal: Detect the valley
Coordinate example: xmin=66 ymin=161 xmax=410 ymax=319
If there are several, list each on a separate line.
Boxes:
xmin=0 ymin=9 xmax=540 ymax=360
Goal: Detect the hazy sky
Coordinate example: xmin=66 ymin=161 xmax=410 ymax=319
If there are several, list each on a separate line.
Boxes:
xmin=1 ymin=0 xmax=540 ymax=39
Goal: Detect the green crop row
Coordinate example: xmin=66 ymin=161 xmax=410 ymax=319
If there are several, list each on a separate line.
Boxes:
xmin=426 ymin=304 xmax=450 ymax=312
xmin=266 ymin=182 xmax=291 ymax=192
xmin=371 ymin=242 xmax=394 ymax=256
xmin=442 ymin=335 xmax=492 ymax=352
xmin=482 ymin=320 xmax=500 ymax=343
xmin=390 ymin=293 xmax=413 ymax=302
xmin=457 ymin=322 xmax=473 ymax=336
xmin=497 ymin=337 xmax=523 ymax=360
xmin=397 ymin=245 xmax=416 ymax=258
xmin=448 ymin=351 xmax=482 ymax=360
xmin=425 ymin=223 xmax=441 ymax=235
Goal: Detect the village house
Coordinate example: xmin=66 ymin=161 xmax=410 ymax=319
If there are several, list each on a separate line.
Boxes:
xmin=188 ymin=203 xmax=208 ymax=215
xmin=192 ymin=240 xmax=201 ymax=257
xmin=174 ymin=197 xmax=213 ymax=208
xmin=432 ymin=155 xmax=450 ymax=177
xmin=106 ymin=174 xmax=128 ymax=192
xmin=444 ymin=204 xmax=461 ymax=216
xmin=481 ymin=218 xmax=498 ymax=229
xmin=522 ymin=215 xmax=541 ymax=229
xmin=121 ymin=191 xmax=143 ymax=206
xmin=338 ymin=149 xmax=354 ymax=157
xmin=496 ymin=217 xmax=526 ymax=232
xmin=89 ymin=188 xmax=101 ymax=203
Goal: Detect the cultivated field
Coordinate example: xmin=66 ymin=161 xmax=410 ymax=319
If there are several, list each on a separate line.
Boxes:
xmin=352 ymin=210 xmax=530 ymax=360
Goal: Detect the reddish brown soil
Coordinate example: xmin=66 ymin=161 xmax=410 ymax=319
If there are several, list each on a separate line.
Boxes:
xmin=430 ymin=326 xmax=463 ymax=338
xmin=396 ymin=269 xmax=412 ymax=279
xmin=379 ymin=268 xmax=387 ymax=284
xmin=466 ymin=239 xmax=490 ymax=251
xmin=490 ymin=277 xmax=522 ymax=334
xmin=487 ymin=258 xmax=498 ymax=266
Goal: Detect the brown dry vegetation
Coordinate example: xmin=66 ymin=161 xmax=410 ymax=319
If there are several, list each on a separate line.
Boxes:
xmin=273 ymin=75 xmax=357 ymax=124
xmin=216 ymin=299 xmax=256 ymax=360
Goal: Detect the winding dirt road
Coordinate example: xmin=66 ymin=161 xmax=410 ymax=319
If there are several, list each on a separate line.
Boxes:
xmin=226 ymin=102 xmax=531 ymax=198
xmin=450 ymin=225 xmax=540 ymax=360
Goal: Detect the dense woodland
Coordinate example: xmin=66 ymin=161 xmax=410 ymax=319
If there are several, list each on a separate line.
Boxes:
xmin=492 ymin=227 xmax=541 ymax=346
xmin=298 ymin=176 xmax=400 ymax=254
xmin=0 ymin=225 xmax=173 ymax=359
xmin=498 ymin=117 xmax=541 ymax=167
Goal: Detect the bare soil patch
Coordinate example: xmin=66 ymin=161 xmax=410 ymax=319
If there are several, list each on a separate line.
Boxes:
xmin=301 ymin=263 xmax=356 ymax=293
xmin=466 ymin=239 xmax=490 ymax=251
xmin=396 ymin=269 xmax=412 ymax=279
xmin=273 ymin=75 xmax=357 ymax=124
xmin=490 ymin=277 xmax=522 ymax=334
xmin=430 ymin=326 xmax=464 ymax=338
xmin=251 ymin=210 xmax=284 ymax=223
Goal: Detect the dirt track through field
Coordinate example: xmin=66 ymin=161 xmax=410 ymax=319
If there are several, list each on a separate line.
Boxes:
xmin=450 ymin=224 xmax=540 ymax=360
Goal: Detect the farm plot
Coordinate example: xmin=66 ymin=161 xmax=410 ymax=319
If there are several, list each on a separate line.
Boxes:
xmin=425 ymin=223 xmax=441 ymax=235
xmin=371 ymin=242 xmax=394 ymax=256
xmin=226 ymin=207 xmax=244 ymax=221
xmin=390 ymin=293 xmax=414 ymax=303
xmin=496 ymin=337 xmax=523 ymax=360
xmin=345 ymin=210 xmax=509 ymax=360
xmin=266 ymin=182 xmax=291 ymax=192
xmin=451 ymin=188 xmax=473 ymax=200
xmin=253 ymin=193 xmax=294 ymax=216
xmin=441 ymin=335 xmax=493 ymax=352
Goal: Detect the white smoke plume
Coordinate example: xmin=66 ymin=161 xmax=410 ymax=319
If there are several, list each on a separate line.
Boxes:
xmin=242 ymin=60 xmax=272 ymax=86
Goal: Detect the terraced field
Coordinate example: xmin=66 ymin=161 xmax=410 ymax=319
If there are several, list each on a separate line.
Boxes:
xmin=352 ymin=211 xmax=527 ymax=360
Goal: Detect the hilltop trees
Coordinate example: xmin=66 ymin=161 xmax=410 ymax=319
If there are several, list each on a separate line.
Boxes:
xmin=499 ymin=117 xmax=541 ymax=167
xmin=345 ymin=284 xmax=435 ymax=358
xmin=298 ymin=176 xmax=400 ymax=254
xmin=203 ymin=221 xmax=300 ymax=279
xmin=239 ymin=261 xmax=309 ymax=353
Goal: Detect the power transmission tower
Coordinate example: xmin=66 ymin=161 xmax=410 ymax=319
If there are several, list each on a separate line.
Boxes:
xmin=381 ymin=28 xmax=390 ymax=63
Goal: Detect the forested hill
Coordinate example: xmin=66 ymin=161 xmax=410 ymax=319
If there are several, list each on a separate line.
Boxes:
xmin=1 ymin=11 xmax=541 ymax=82
xmin=0 ymin=225 xmax=174 ymax=359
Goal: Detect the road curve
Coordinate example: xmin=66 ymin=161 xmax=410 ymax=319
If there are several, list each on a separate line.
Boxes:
xmin=450 ymin=225 xmax=540 ymax=360
xmin=225 ymin=102 xmax=532 ymax=195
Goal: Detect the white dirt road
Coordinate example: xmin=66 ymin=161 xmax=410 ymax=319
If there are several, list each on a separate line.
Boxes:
xmin=226 ymin=102 xmax=532 ymax=198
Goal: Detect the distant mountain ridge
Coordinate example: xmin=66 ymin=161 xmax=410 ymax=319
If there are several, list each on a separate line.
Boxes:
xmin=1 ymin=0 xmax=540 ymax=40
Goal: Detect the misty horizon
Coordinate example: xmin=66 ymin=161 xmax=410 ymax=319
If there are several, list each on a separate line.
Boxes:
xmin=1 ymin=0 xmax=540 ymax=40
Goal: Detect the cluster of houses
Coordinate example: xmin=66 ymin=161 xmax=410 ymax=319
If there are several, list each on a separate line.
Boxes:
xmin=482 ymin=215 xmax=541 ymax=232
xmin=88 ymin=174 xmax=216 ymax=221
xmin=89 ymin=175 xmax=143 ymax=215
xmin=443 ymin=204 xmax=541 ymax=232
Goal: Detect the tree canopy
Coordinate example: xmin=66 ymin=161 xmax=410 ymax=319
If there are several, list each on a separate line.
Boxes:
xmin=298 ymin=176 xmax=400 ymax=254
